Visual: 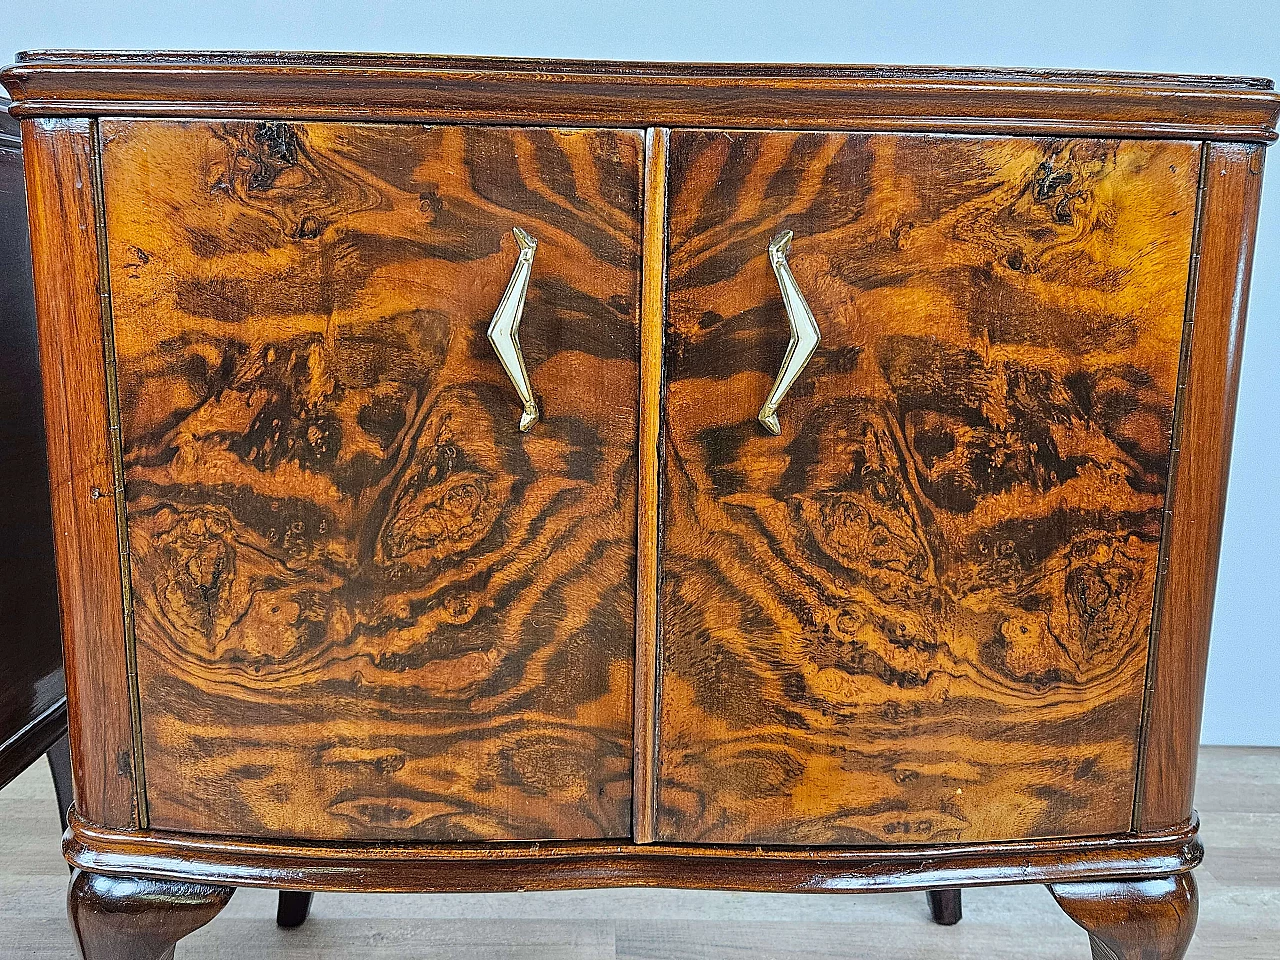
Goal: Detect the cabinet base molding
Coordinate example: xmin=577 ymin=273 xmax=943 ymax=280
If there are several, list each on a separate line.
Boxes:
xmin=65 ymin=810 xmax=1201 ymax=896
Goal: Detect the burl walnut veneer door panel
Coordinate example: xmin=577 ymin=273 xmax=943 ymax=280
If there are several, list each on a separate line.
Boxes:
xmin=656 ymin=131 xmax=1200 ymax=845
xmin=98 ymin=120 xmax=643 ymax=841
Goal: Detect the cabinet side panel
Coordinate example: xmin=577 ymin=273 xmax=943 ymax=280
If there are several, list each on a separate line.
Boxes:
xmin=21 ymin=118 xmax=136 ymax=827
xmin=1138 ymin=142 xmax=1265 ymax=830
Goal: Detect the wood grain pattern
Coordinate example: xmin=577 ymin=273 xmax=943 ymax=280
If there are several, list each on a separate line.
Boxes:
xmin=11 ymin=54 xmax=1273 ymax=955
xmin=98 ymin=119 xmax=644 ymax=841
xmin=21 ymin=117 xmax=137 ymax=828
xmin=3 ymin=54 xmax=1277 ymax=143
xmin=64 ymin=806 xmax=1202 ymax=895
xmin=1137 ymin=143 xmax=1266 ymax=830
xmin=657 ymin=131 xmax=1200 ymax=845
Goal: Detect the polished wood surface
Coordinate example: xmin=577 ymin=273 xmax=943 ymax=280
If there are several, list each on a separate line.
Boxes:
xmin=657 ymin=131 xmax=1199 ymax=845
xmin=64 ymin=807 xmax=1200 ymax=894
xmin=6 ymin=51 xmax=1276 ymax=959
xmin=0 ymin=104 xmax=67 ymax=788
xmin=1137 ymin=143 xmax=1266 ymax=831
xmin=99 ymin=119 xmax=644 ymax=841
xmin=21 ymin=117 xmax=138 ymax=828
xmin=3 ymin=54 xmax=1277 ymax=143
xmin=1050 ymin=873 xmax=1198 ymax=960
xmin=69 ymin=869 xmax=234 ymax=960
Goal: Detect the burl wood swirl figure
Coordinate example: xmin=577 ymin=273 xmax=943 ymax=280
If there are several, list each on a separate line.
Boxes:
xmin=656 ymin=132 xmax=1198 ymax=845
xmin=101 ymin=120 xmax=644 ymax=841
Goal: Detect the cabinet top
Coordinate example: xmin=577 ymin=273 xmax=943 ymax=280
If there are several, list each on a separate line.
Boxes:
xmin=4 ymin=51 xmax=1278 ymax=142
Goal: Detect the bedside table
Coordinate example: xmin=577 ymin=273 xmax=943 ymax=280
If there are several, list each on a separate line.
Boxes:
xmin=3 ymin=52 xmax=1273 ymax=960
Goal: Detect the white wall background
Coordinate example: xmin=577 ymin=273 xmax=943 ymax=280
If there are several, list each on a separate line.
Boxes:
xmin=1 ymin=0 xmax=1275 ymax=745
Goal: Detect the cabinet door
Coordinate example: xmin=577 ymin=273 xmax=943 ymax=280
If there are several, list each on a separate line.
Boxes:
xmin=657 ymin=131 xmax=1199 ymax=845
xmin=101 ymin=120 xmax=643 ymax=841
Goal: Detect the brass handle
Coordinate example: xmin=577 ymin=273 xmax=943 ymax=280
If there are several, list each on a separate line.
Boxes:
xmin=488 ymin=227 xmax=540 ymax=432
xmin=758 ymin=230 xmax=821 ymax=435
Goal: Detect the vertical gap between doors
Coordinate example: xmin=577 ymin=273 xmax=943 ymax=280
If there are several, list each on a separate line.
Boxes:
xmin=633 ymin=126 xmax=669 ymax=844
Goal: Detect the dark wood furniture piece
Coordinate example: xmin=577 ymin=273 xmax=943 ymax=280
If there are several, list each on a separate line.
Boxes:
xmin=0 ymin=98 xmax=73 ymax=829
xmin=3 ymin=52 xmax=1273 ymax=960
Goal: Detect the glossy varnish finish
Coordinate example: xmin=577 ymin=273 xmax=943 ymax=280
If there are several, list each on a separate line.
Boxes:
xmin=1050 ymin=873 xmax=1199 ymax=960
xmin=1136 ymin=143 xmax=1266 ymax=831
xmin=21 ymin=117 xmax=138 ymax=828
xmin=3 ymin=54 xmax=1278 ymax=143
xmin=3 ymin=54 xmax=1275 ymax=960
xmin=64 ymin=807 xmax=1203 ymax=894
xmin=99 ymin=119 xmax=644 ymax=841
xmin=657 ymin=131 xmax=1199 ymax=845
xmin=6 ymin=747 xmax=1268 ymax=960
xmin=68 ymin=869 xmax=234 ymax=960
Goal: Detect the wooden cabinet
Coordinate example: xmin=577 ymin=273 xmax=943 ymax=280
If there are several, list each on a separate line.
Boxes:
xmin=5 ymin=52 xmax=1275 ymax=960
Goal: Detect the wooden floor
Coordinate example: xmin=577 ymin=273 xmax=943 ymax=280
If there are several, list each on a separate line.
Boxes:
xmin=1 ymin=746 xmax=1276 ymax=959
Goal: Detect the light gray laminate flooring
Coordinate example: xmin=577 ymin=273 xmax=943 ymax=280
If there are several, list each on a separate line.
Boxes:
xmin=2 ymin=746 xmax=1276 ymax=959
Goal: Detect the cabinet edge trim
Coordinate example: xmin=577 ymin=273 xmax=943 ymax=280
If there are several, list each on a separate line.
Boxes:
xmin=65 ymin=809 xmax=1202 ymax=895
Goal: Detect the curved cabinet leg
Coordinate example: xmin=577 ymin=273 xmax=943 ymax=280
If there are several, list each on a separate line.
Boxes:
xmin=1048 ymin=873 xmax=1198 ymax=960
xmin=68 ymin=869 xmax=234 ymax=960
xmin=927 ymin=888 xmax=962 ymax=925
xmin=276 ymin=891 xmax=314 ymax=928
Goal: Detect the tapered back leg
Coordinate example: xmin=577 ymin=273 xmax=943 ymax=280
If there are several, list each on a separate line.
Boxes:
xmin=927 ymin=889 xmax=963 ymax=925
xmin=277 ymin=891 xmax=314 ymax=929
